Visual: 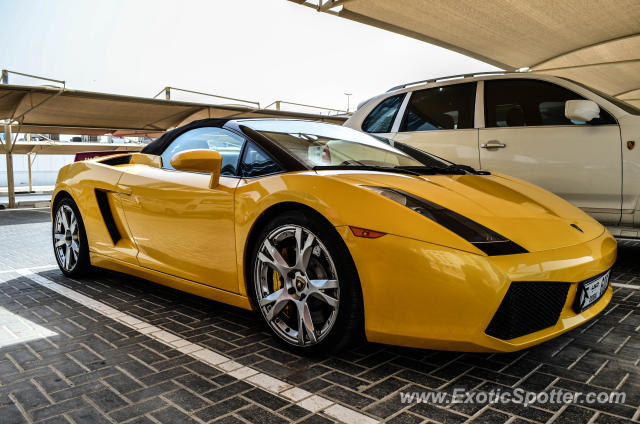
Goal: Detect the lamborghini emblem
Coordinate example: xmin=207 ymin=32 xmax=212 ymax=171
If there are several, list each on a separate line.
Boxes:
xmin=295 ymin=276 xmax=307 ymax=291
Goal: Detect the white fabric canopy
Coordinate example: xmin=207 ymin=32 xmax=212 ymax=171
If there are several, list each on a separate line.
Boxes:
xmin=292 ymin=0 xmax=640 ymax=107
xmin=0 ymin=84 xmax=347 ymax=135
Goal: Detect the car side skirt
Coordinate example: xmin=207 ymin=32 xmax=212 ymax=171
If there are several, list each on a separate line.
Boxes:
xmin=90 ymin=253 xmax=253 ymax=310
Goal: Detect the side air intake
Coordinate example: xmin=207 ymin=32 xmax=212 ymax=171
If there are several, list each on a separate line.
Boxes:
xmin=94 ymin=189 xmax=121 ymax=244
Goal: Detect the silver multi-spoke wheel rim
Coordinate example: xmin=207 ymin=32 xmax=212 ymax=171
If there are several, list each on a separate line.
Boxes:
xmin=54 ymin=205 xmax=80 ymax=272
xmin=255 ymin=225 xmax=340 ymax=347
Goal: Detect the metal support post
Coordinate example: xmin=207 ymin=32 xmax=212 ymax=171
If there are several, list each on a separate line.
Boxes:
xmin=27 ymin=152 xmax=33 ymax=193
xmin=4 ymin=124 xmax=16 ymax=208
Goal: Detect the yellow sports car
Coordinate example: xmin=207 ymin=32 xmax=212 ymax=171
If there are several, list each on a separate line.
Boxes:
xmin=52 ymin=118 xmax=616 ymax=353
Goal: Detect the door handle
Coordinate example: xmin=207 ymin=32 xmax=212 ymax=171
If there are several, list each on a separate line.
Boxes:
xmin=480 ymin=140 xmax=506 ymax=149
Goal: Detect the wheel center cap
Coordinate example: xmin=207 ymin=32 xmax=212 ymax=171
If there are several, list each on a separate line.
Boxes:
xmin=295 ymin=276 xmax=307 ymax=292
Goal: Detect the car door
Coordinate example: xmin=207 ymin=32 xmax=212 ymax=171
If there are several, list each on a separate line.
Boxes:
xmin=391 ymin=82 xmax=480 ymax=168
xmin=116 ymin=126 xmax=244 ymax=292
xmin=478 ymin=78 xmax=622 ymax=225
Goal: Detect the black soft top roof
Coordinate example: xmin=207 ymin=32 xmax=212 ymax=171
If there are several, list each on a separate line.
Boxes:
xmin=140 ymin=117 xmax=312 ymax=156
xmin=140 ymin=118 xmax=232 ymax=156
xmin=139 ymin=117 xmax=309 ymax=173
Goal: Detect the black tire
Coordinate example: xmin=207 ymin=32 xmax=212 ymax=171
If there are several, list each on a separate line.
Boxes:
xmin=52 ymin=196 xmax=91 ymax=277
xmin=248 ymin=210 xmax=364 ymax=355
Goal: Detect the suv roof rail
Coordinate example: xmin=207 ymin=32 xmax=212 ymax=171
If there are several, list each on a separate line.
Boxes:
xmin=387 ymin=71 xmax=521 ymax=92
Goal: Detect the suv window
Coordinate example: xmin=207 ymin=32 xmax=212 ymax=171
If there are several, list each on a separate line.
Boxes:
xmin=400 ymin=82 xmax=476 ymax=132
xmin=240 ymin=142 xmax=281 ymax=177
xmin=362 ymin=94 xmax=404 ymax=133
xmin=161 ymin=127 xmax=245 ymax=176
xmin=485 ymin=79 xmax=616 ymax=127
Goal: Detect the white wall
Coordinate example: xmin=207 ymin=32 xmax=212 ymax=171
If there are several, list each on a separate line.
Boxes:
xmin=0 ymin=154 xmax=75 ymax=188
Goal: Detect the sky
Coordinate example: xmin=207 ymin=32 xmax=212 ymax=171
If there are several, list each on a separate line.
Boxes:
xmin=0 ymin=0 xmax=498 ymax=113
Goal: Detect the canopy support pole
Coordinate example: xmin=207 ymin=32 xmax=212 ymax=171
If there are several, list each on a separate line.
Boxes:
xmin=3 ymin=124 xmax=15 ymax=208
xmin=27 ymin=152 xmax=33 ymax=193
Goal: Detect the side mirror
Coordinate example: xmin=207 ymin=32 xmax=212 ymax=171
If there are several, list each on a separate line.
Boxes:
xmin=170 ymin=149 xmax=222 ymax=188
xmin=565 ymin=100 xmax=600 ymax=122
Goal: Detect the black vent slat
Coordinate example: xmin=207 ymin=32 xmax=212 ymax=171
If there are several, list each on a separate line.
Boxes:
xmin=95 ymin=190 xmax=121 ymax=244
xmin=486 ymin=281 xmax=570 ymax=340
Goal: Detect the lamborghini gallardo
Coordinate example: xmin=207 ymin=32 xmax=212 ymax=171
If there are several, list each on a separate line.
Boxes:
xmin=52 ymin=118 xmax=616 ymax=353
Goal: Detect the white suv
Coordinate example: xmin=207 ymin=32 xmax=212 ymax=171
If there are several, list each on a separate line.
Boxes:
xmin=345 ymin=73 xmax=640 ymax=238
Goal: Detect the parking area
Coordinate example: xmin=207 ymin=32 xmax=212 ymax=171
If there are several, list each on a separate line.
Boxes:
xmin=0 ymin=208 xmax=639 ymax=424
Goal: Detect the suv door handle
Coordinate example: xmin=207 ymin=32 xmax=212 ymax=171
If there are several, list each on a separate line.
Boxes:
xmin=480 ymin=140 xmax=506 ymax=149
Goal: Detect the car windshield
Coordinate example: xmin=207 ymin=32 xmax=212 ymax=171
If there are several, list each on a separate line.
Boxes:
xmin=244 ymin=120 xmax=450 ymax=170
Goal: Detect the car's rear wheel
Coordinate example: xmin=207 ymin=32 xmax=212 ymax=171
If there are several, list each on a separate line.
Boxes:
xmin=249 ymin=210 xmax=363 ymax=354
xmin=53 ymin=197 xmax=90 ymax=276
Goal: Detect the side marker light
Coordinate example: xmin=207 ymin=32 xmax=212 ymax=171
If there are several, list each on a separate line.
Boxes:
xmin=350 ymin=226 xmax=386 ymax=239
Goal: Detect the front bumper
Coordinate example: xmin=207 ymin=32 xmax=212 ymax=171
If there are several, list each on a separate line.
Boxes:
xmin=338 ymin=227 xmax=617 ymax=352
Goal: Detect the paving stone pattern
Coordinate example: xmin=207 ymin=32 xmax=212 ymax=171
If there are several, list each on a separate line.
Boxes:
xmin=1 ymin=209 xmax=639 ymax=423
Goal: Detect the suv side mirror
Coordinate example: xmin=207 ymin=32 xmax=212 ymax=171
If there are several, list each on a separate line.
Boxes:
xmin=565 ymin=100 xmax=600 ymax=122
xmin=170 ymin=149 xmax=222 ymax=188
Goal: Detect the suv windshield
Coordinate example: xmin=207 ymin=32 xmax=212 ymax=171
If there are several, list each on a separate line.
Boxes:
xmin=244 ymin=120 xmax=450 ymax=170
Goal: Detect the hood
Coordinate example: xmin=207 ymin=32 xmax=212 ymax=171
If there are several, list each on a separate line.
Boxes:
xmin=326 ymin=171 xmax=604 ymax=254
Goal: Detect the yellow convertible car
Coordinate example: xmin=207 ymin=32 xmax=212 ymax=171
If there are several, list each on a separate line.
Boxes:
xmin=52 ymin=118 xmax=616 ymax=353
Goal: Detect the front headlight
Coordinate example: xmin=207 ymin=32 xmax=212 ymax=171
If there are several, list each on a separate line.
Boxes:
xmin=364 ymin=186 xmax=527 ymax=256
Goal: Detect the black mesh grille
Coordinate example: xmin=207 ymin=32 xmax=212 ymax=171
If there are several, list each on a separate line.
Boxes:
xmin=486 ymin=281 xmax=570 ymax=340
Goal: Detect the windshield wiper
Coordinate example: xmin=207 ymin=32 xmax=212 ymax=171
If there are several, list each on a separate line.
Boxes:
xmin=396 ymin=164 xmax=490 ymax=175
xmin=313 ymin=165 xmax=422 ymax=176
xmin=313 ymin=164 xmax=490 ymax=176
xmin=443 ymin=164 xmax=491 ymax=175
xmin=394 ymin=165 xmax=465 ymax=175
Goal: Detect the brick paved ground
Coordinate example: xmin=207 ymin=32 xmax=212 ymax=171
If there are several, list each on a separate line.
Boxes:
xmin=0 ymin=209 xmax=639 ymax=423
xmin=0 ymin=209 xmax=54 ymax=271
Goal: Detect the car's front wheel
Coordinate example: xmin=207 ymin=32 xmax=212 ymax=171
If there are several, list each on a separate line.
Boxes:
xmin=249 ymin=210 xmax=363 ymax=354
xmin=52 ymin=196 xmax=90 ymax=276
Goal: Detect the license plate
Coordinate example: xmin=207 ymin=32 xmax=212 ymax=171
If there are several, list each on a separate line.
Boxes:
xmin=574 ymin=270 xmax=611 ymax=313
